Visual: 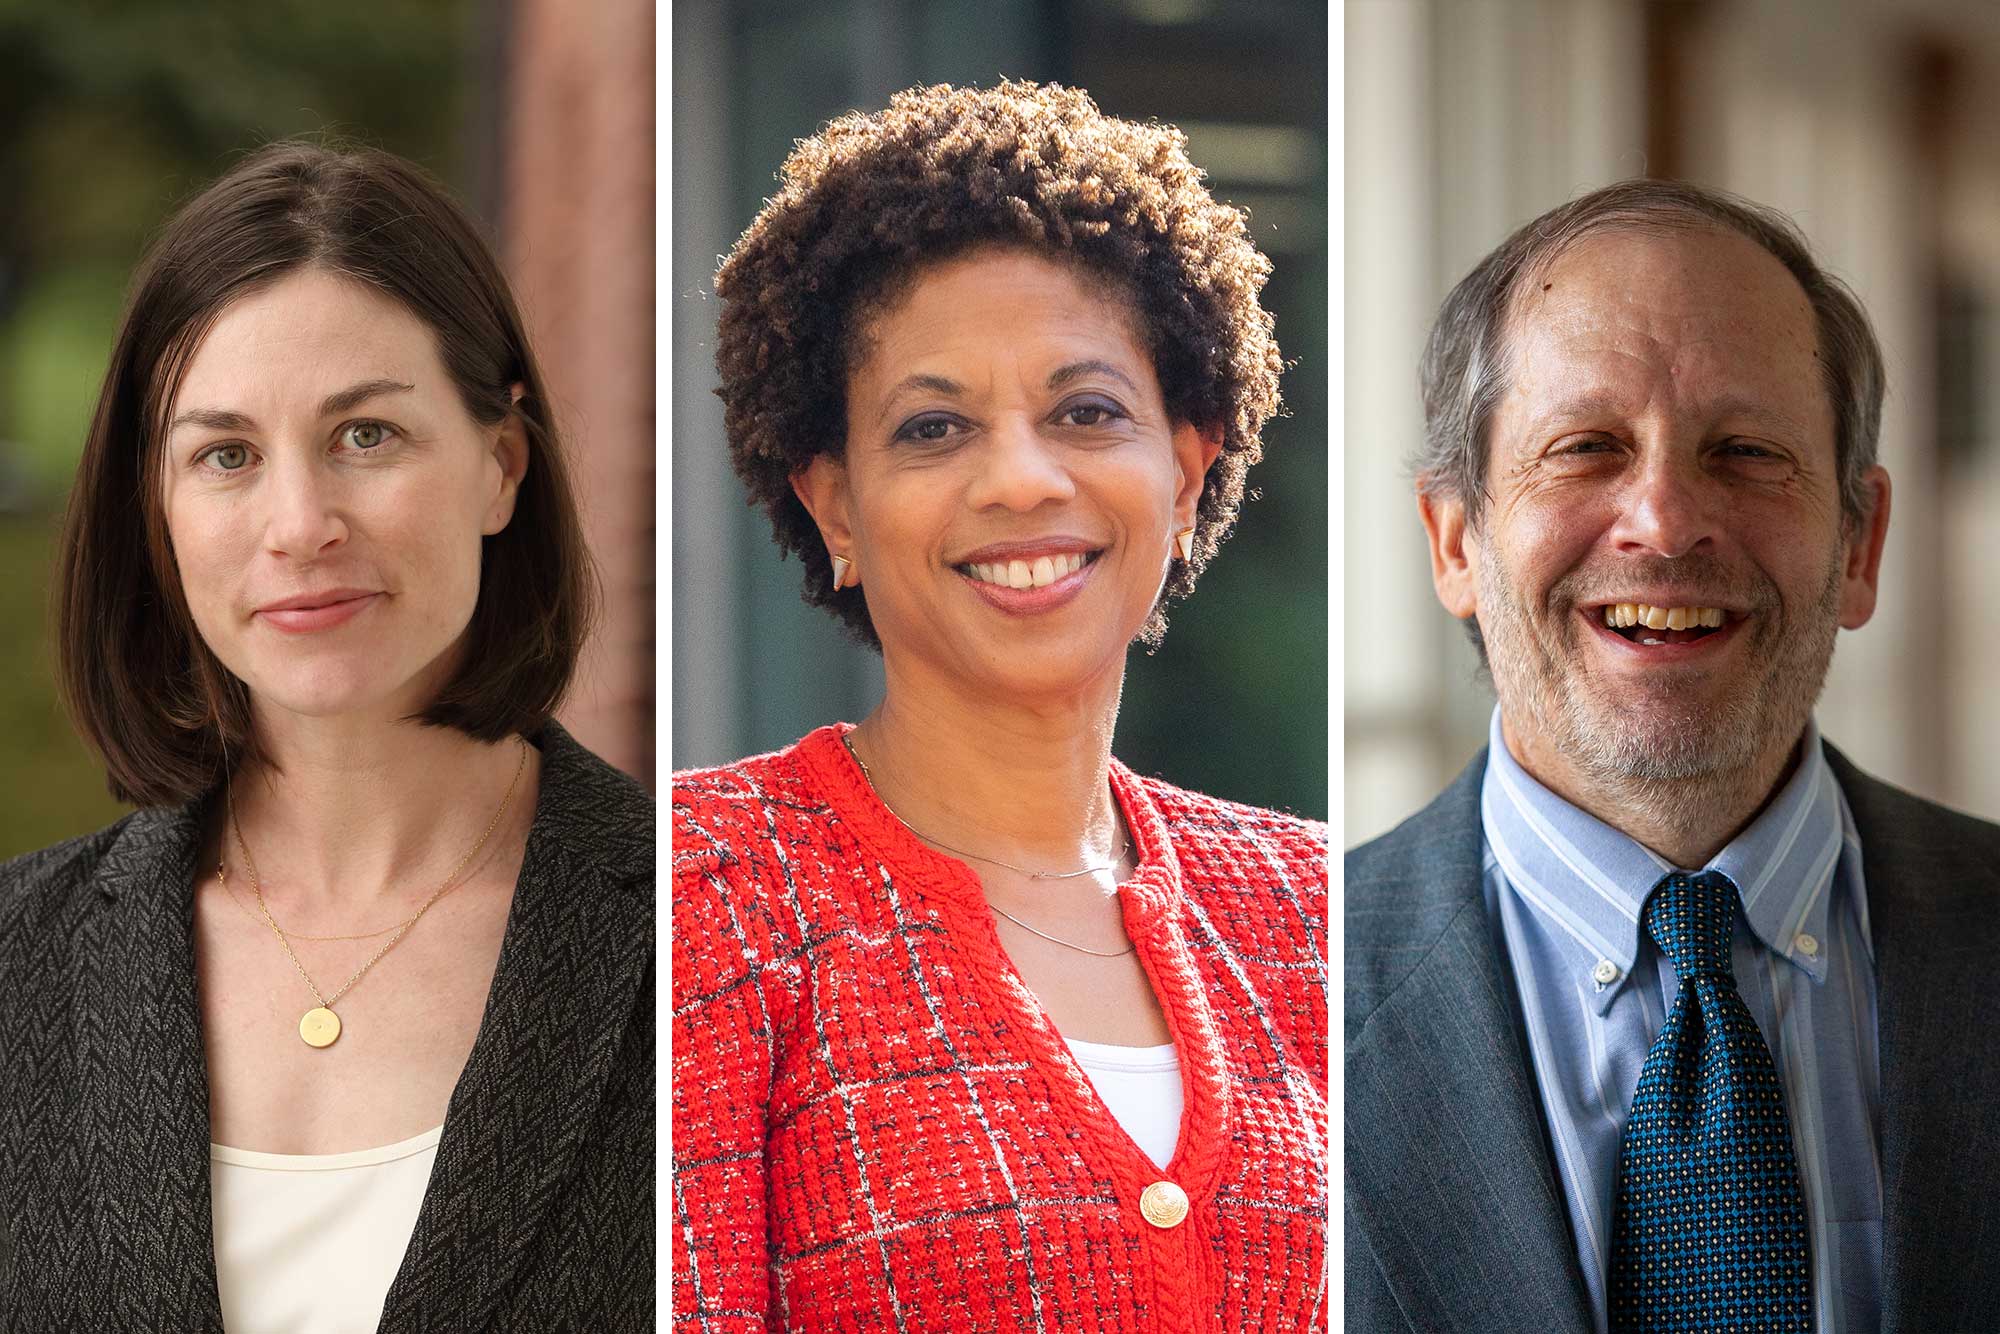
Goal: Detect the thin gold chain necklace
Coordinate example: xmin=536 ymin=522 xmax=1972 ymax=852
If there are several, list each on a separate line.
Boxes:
xmin=226 ymin=737 xmax=528 ymax=1048
xmin=215 ymin=865 xmax=406 ymax=941
xmin=842 ymin=732 xmax=1136 ymax=958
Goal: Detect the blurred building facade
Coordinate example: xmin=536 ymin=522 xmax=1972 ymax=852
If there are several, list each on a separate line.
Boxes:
xmin=502 ymin=0 xmax=657 ymax=785
xmin=1346 ymin=0 xmax=2000 ymax=845
xmin=672 ymin=0 xmax=1329 ymax=818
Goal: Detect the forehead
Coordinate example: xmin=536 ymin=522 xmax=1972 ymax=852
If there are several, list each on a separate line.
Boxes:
xmin=851 ymin=248 xmax=1149 ymax=381
xmin=172 ymin=268 xmax=442 ymax=410
xmin=1497 ymin=226 xmax=1831 ymax=443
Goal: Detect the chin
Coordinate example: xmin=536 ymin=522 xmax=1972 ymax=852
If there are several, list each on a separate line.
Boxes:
xmin=1564 ymin=688 xmax=1775 ymax=783
xmin=941 ymin=625 xmax=1115 ymax=697
xmin=234 ymin=652 xmax=433 ymax=723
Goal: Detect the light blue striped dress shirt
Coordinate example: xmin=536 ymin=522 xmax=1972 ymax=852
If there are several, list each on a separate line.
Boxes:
xmin=1478 ymin=707 xmax=1882 ymax=1334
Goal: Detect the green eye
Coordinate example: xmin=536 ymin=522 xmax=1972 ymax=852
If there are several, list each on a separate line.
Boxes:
xmin=343 ymin=420 xmax=391 ymax=450
xmin=208 ymin=444 xmax=251 ymax=471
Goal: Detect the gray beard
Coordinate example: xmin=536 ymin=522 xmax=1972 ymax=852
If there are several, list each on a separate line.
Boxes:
xmin=1477 ymin=548 xmax=1844 ymax=839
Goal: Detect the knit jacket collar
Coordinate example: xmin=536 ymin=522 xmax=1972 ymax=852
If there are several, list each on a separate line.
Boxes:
xmin=65 ymin=720 xmax=652 ymax=1331
xmin=792 ymin=722 xmax=1236 ymax=1210
xmin=795 ymin=721 xmax=1189 ymax=921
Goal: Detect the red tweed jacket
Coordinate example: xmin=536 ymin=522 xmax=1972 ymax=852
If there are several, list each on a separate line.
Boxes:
xmin=671 ymin=724 xmax=1329 ymax=1331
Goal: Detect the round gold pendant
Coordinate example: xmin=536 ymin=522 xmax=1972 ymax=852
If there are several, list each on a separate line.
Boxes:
xmin=299 ymin=1006 xmax=342 ymax=1048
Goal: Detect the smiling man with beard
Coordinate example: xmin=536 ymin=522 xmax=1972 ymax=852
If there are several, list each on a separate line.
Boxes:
xmin=1345 ymin=181 xmax=2000 ymax=1334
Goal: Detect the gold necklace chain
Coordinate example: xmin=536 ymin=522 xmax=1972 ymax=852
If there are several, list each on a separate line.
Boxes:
xmin=842 ymin=732 xmax=1136 ymax=958
xmin=226 ymin=736 xmax=529 ymax=1047
xmin=215 ymin=862 xmax=405 ymax=940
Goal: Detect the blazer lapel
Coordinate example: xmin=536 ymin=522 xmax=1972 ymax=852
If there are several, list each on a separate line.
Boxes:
xmin=1345 ymin=752 xmax=1592 ymax=1334
xmin=1828 ymin=747 xmax=2000 ymax=1334
xmin=376 ymin=723 xmax=653 ymax=1332
xmin=72 ymin=801 xmax=227 ymax=1330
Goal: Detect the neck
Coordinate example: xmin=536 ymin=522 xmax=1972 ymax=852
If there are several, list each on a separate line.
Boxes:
xmin=222 ymin=704 xmax=538 ymax=919
xmin=852 ymin=656 xmax=1125 ymax=877
xmin=1504 ymin=719 xmax=1802 ymax=868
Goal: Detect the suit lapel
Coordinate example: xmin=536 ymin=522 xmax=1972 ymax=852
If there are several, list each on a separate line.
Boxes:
xmin=1829 ymin=748 xmax=2000 ymax=1334
xmin=73 ymin=801 xmax=227 ymax=1330
xmin=376 ymin=723 xmax=652 ymax=1331
xmin=1345 ymin=752 xmax=1593 ymax=1334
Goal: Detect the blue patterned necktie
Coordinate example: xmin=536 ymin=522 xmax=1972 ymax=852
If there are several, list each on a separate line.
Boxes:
xmin=1607 ymin=870 xmax=1812 ymax=1332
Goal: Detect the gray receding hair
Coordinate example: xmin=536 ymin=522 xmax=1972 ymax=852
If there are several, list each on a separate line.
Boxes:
xmin=1415 ymin=178 xmax=1886 ymax=532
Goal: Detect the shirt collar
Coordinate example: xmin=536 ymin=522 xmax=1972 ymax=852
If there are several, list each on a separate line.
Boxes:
xmin=1480 ymin=707 xmax=1844 ymax=1012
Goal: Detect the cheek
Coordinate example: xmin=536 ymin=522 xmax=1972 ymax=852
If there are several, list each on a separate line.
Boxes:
xmin=1494 ymin=495 xmax=1600 ymax=582
xmin=164 ymin=506 xmax=249 ymax=618
xmin=861 ymin=476 xmax=951 ymax=560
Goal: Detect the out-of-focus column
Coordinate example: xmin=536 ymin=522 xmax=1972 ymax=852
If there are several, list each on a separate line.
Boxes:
xmin=501 ymin=0 xmax=656 ymax=785
xmin=1346 ymin=0 xmax=1445 ymax=846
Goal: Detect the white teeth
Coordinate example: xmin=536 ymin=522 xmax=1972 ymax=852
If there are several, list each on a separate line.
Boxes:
xmin=965 ymin=552 xmax=1090 ymax=588
xmin=1601 ymin=603 xmax=1728 ymax=631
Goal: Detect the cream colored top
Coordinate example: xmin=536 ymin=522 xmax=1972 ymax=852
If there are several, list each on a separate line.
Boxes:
xmin=209 ymin=1125 xmax=443 ymax=1333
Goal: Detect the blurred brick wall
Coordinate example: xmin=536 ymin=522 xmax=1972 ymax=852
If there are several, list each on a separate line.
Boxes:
xmin=501 ymin=0 xmax=655 ymax=786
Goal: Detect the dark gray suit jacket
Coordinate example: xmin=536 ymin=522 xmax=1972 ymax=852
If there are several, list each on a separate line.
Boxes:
xmin=1345 ymin=743 xmax=2000 ymax=1334
xmin=0 ymin=721 xmax=655 ymax=1331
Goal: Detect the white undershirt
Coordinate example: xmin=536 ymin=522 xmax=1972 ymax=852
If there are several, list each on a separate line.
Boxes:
xmin=1063 ymin=1037 xmax=1183 ymax=1170
xmin=209 ymin=1125 xmax=442 ymax=1333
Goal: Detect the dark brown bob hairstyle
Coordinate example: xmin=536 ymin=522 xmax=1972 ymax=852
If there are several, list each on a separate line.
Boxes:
xmin=714 ymin=80 xmax=1285 ymax=649
xmin=55 ymin=139 xmax=594 ymax=808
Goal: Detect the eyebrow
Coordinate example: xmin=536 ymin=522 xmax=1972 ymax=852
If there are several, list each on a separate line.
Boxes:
xmin=166 ymin=379 xmax=417 ymax=436
xmin=875 ymin=361 xmax=1141 ymax=424
xmin=1047 ymin=359 xmax=1140 ymax=394
xmin=1527 ymin=390 xmax=1812 ymax=439
xmin=885 ymin=373 xmax=965 ymax=401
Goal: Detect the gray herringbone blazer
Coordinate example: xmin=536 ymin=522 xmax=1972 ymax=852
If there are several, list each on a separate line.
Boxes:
xmin=1345 ymin=742 xmax=2000 ymax=1334
xmin=0 ymin=722 xmax=654 ymax=1331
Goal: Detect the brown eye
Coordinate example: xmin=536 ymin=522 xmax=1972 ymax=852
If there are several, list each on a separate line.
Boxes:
xmin=1059 ymin=398 xmax=1124 ymax=428
xmin=893 ymin=414 xmax=962 ymax=444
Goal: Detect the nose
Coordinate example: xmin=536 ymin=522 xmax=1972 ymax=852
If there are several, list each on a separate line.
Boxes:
xmin=1608 ymin=450 xmax=1719 ymax=559
xmin=966 ymin=415 xmax=1076 ymax=512
xmin=263 ymin=458 xmax=349 ymax=559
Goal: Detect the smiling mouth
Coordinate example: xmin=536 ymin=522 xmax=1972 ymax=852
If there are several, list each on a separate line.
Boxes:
xmin=957 ymin=550 xmax=1100 ymax=590
xmin=1598 ymin=602 xmax=1735 ymax=646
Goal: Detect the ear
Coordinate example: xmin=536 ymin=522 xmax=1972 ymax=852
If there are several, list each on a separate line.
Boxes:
xmin=1837 ymin=465 xmax=1891 ymax=630
xmin=1171 ymin=422 xmax=1225 ymax=528
xmin=480 ymin=384 xmax=532 ymax=536
xmin=790 ymin=453 xmax=857 ymax=583
xmin=1417 ymin=482 xmax=1480 ymax=620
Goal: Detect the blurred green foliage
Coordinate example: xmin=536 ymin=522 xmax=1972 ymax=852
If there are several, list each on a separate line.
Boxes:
xmin=0 ymin=0 xmax=472 ymax=855
xmin=0 ymin=515 xmax=124 ymax=853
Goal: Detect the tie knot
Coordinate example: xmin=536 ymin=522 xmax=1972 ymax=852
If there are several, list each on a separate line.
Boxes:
xmin=1642 ymin=870 xmax=1740 ymax=985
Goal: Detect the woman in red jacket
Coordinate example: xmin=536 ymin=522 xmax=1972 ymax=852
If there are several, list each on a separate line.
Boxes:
xmin=672 ymin=80 xmax=1327 ymax=1331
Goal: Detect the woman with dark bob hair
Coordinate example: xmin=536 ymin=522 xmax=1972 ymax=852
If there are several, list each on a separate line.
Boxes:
xmin=0 ymin=141 xmax=652 ymax=1330
xmin=673 ymin=81 xmax=1327 ymax=1329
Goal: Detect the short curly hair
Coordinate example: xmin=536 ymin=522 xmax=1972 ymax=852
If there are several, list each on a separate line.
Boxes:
xmin=713 ymin=79 xmax=1284 ymax=648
